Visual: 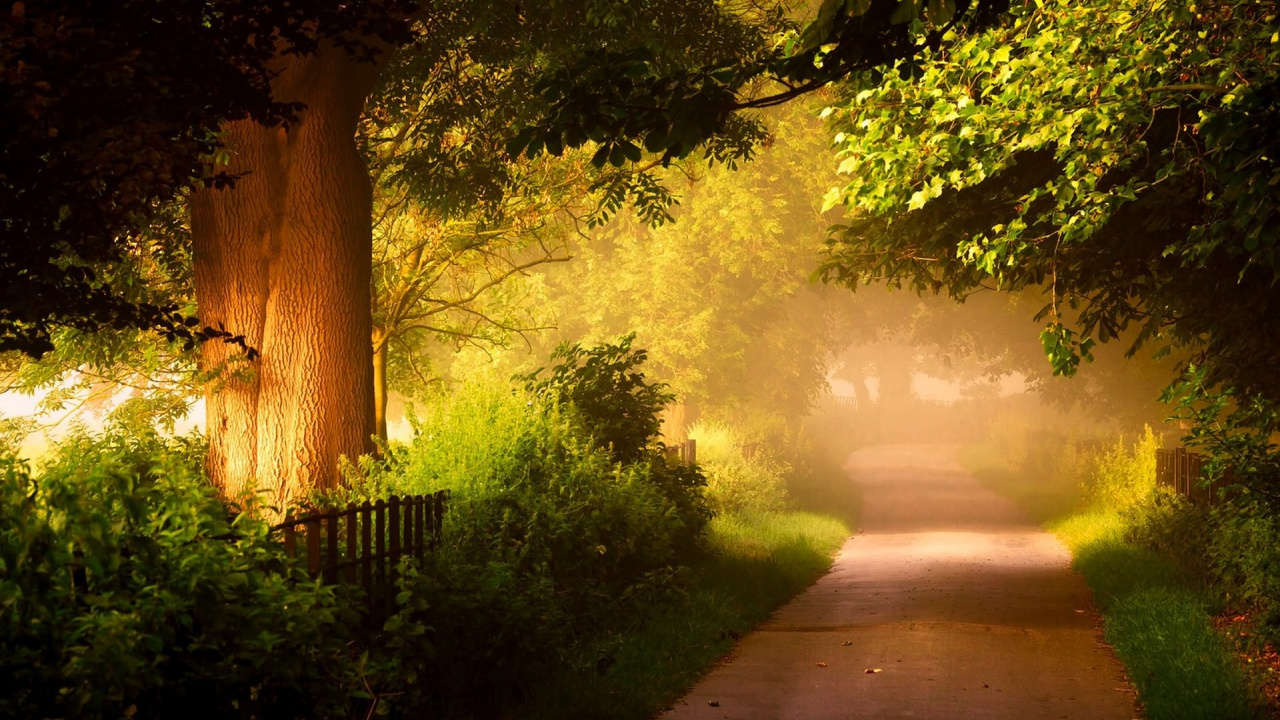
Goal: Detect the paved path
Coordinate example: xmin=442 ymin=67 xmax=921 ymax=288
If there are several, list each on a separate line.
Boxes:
xmin=663 ymin=444 xmax=1138 ymax=720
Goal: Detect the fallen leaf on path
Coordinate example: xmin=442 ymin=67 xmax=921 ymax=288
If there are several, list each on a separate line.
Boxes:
xmin=865 ymin=668 xmax=882 ymax=674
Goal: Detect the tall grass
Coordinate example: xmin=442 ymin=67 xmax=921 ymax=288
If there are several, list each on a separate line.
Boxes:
xmin=688 ymin=421 xmax=788 ymax=515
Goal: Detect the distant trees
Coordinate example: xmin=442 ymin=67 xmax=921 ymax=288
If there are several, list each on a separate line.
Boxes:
xmin=510 ymin=103 xmax=860 ymax=438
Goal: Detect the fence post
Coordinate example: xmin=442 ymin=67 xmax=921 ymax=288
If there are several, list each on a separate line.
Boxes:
xmin=375 ymin=499 xmax=387 ymax=584
xmin=324 ymin=512 xmax=339 ymax=584
xmin=419 ymin=497 xmax=430 ymax=558
xmin=360 ymin=501 xmax=373 ymax=594
xmin=431 ymin=491 xmax=446 ymax=547
xmin=1175 ymin=447 xmax=1187 ymax=497
xmin=305 ymin=517 xmax=322 ymax=577
xmin=282 ymin=519 xmax=297 ymax=558
xmin=403 ymin=496 xmax=415 ymax=563
xmin=388 ymin=496 xmax=401 ymax=582
xmin=345 ymin=504 xmax=358 ymax=584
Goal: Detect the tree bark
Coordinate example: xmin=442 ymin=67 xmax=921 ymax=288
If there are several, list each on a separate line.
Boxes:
xmin=372 ymin=326 xmax=389 ymax=443
xmin=191 ymin=45 xmax=380 ymax=509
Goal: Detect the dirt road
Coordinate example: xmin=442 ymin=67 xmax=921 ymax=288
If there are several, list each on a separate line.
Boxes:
xmin=663 ymin=444 xmax=1138 ymax=720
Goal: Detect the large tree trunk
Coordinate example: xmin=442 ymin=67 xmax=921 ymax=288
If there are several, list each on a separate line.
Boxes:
xmin=191 ymin=45 xmax=380 ymax=508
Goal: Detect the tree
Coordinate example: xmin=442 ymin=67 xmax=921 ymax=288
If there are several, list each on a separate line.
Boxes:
xmin=4 ymin=0 xmax=1008 ymax=504
xmin=817 ymin=0 xmax=1279 ymax=404
xmin=0 ymin=0 xmax=413 ymax=358
xmin=497 ymin=102 xmax=859 ymax=440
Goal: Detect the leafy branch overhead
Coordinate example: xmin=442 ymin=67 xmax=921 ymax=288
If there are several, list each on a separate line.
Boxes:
xmin=507 ymin=0 xmax=1011 ymax=170
xmin=817 ymin=0 xmax=1280 ymax=404
xmin=0 ymin=0 xmax=417 ymax=357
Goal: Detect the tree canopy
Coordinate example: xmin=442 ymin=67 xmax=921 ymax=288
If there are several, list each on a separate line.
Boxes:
xmin=818 ymin=0 xmax=1278 ymax=400
xmin=0 ymin=0 xmax=416 ymax=356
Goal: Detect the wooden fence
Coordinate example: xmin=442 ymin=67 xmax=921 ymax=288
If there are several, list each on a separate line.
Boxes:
xmin=270 ymin=491 xmax=448 ymax=619
xmin=665 ymin=439 xmax=697 ymax=466
xmin=1155 ymin=447 xmax=1231 ymax=506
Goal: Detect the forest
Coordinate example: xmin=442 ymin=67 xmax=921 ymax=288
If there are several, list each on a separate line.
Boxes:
xmin=2 ymin=0 xmax=1279 ymax=718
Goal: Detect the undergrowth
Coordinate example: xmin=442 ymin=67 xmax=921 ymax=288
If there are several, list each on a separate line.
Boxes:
xmin=2 ymin=338 xmax=856 ymax=719
xmin=965 ymin=427 xmax=1259 ymax=720
xmin=516 ymin=511 xmax=849 ymax=719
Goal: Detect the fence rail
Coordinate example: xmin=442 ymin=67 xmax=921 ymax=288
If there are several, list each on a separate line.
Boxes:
xmin=270 ymin=491 xmax=448 ymax=620
xmin=1155 ymin=448 xmax=1231 ymax=506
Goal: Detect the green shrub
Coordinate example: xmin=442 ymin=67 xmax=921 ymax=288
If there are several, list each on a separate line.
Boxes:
xmin=1086 ymin=427 xmax=1159 ymax=513
xmin=1205 ymin=500 xmax=1280 ymax=638
xmin=522 ymin=335 xmax=673 ymax=465
xmin=687 ymin=421 xmax=788 ymax=515
xmin=401 ymin=384 xmax=698 ymax=601
xmin=383 ymin=380 xmax=708 ymax=711
xmin=0 ymin=427 xmax=361 ymax=720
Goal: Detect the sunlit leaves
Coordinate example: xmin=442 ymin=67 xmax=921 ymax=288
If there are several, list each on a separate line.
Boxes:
xmin=818 ymin=0 xmax=1280 ymax=406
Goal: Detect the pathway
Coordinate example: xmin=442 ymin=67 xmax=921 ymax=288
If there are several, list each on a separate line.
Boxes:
xmin=663 ymin=444 xmax=1138 ymax=720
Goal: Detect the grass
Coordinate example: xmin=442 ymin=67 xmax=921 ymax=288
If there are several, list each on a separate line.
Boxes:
xmin=518 ymin=510 xmax=851 ymax=719
xmin=962 ymin=445 xmax=1258 ymax=720
xmin=1049 ymin=509 xmax=1254 ymax=720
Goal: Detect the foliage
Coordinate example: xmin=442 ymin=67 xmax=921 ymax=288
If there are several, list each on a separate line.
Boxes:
xmin=364 ymin=0 xmax=800 ymax=399
xmin=0 ymin=0 xmax=415 ymax=356
xmin=688 ymin=422 xmax=789 ymax=516
xmin=1166 ymin=366 xmax=1280 ymax=504
xmin=0 ymin=426 xmax=365 ymax=720
xmin=375 ymin=376 xmax=707 ymax=709
xmin=494 ymin=101 xmax=862 ymax=439
xmin=516 ymin=0 xmax=1012 ymax=168
xmin=1084 ymin=428 xmax=1160 ymax=514
xmin=523 ymin=335 xmax=675 ymax=465
xmin=1204 ymin=502 xmax=1280 ymax=636
xmin=818 ymin=0 xmax=1280 ymax=445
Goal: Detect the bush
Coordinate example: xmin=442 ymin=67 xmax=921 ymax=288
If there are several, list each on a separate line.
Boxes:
xmin=400 ymin=384 xmax=698 ymax=602
xmin=0 ymin=427 xmax=361 ymax=720
xmin=384 ymin=380 xmax=708 ymax=711
xmin=687 ymin=421 xmax=788 ymax=516
xmin=1086 ymin=427 xmax=1159 ymax=513
xmin=522 ymin=335 xmax=673 ymax=464
xmin=1205 ymin=501 xmax=1280 ymax=638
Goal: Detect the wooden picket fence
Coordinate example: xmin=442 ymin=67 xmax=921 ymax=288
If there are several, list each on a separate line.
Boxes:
xmin=270 ymin=491 xmax=448 ymax=620
xmin=1155 ymin=447 xmax=1232 ymax=506
xmin=665 ymin=439 xmax=697 ymax=466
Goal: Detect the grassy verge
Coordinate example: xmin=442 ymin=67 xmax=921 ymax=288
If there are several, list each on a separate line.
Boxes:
xmin=962 ymin=443 xmax=1257 ymax=720
xmin=1051 ymin=510 xmax=1254 ymax=720
xmin=520 ymin=510 xmax=851 ymax=719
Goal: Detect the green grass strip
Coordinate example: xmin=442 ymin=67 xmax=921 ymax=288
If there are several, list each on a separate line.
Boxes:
xmin=962 ymin=445 xmax=1257 ymax=720
xmin=521 ymin=511 xmax=850 ymax=719
xmin=1050 ymin=510 xmax=1255 ymax=720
